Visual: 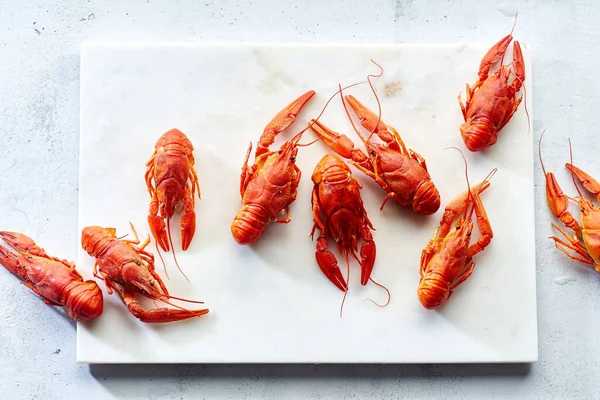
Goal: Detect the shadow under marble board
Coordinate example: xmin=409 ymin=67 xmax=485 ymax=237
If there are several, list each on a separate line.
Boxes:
xmin=77 ymin=42 xmax=536 ymax=364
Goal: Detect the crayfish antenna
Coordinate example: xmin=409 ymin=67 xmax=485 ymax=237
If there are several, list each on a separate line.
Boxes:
xmin=163 ymin=293 xmax=205 ymax=304
xmin=158 ymin=295 xmax=208 ymax=318
xmin=362 ymin=277 xmax=391 ymax=308
xmin=155 ymin=241 xmax=169 ymax=280
xmin=166 ymin=218 xmax=191 ymax=284
xmin=300 ymin=79 xmax=373 ymax=147
xmin=538 ymin=130 xmax=548 ymax=176
xmin=444 ymin=146 xmax=473 ymax=220
xmin=339 ymin=60 xmax=385 ymax=144
xmin=339 ymin=251 xmax=351 ymax=318
xmin=567 ymin=138 xmax=584 ymax=199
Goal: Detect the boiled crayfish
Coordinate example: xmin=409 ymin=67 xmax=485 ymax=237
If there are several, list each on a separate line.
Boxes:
xmin=418 ymin=162 xmax=496 ymax=309
xmin=145 ymin=128 xmax=201 ymax=276
xmin=458 ymin=22 xmax=526 ymax=152
xmin=231 ymin=90 xmax=316 ymax=245
xmin=541 ymin=138 xmax=600 ymax=272
xmin=0 ymin=231 xmax=103 ymax=321
xmin=309 ymin=93 xmax=440 ymax=215
xmin=81 ymin=224 xmax=208 ymax=323
xmin=311 ymin=154 xmax=389 ymax=316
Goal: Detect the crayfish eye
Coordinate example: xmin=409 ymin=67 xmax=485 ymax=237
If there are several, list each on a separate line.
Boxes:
xmin=290 ymin=155 xmax=296 ymax=162
xmin=369 ymin=150 xmax=376 ymax=156
xmin=335 ymin=237 xmax=341 ymax=244
xmin=456 ymin=226 xmax=461 ymax=230
xmin=467 ymin=232 xmax=471 ymax=237
xmin=278 ymin=150 xmax=283 ymax=155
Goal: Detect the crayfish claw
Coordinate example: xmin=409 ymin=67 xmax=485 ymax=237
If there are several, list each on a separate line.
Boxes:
xmin=180 ymin=211 xmax=196 ymax=251
xmin=359 ymin=240 xmax=376 ymax=287
xmin=148 ymin=215 xmax=169 ymax=252
xmin=0 ymin=231 xmax=44 ymax=257
xmin=315 ymin=250 xmax=347 ymax=292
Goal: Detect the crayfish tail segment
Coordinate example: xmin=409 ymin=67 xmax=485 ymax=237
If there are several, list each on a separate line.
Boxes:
xmin=565 ymin=163 xmax=600 ymax=200
xmin=256 ymin=90 xmax=316 ymax=157
xmin=478 ymin=34 xmax=513 ymax=83
xmin=544 ymin=171 xmax=581 ymax=235
xmin=315 ymin=235 xmax=348 ymax=292
xmin=63 ymin=280 xmax=104 ymax=322
xmin=417 ymin=275 xmax=452 ymax=310
xmin=180 ymin=210 xmax=196 ymax=251
xmin=124 ymin=291 xmax=208 ymax=323
xmin=308 ymin=119 xmax=370 ymax=168
xmin=412 ymin=180 xmax=441 ymax=215
xmin=148 ymin=215 xmax=170 ymax=252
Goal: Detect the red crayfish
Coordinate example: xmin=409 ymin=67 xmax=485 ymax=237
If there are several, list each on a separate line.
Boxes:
xmin=418 ymin=155 xmax=496 ymax=309
xmin=81 ymin=224 xmax=208 ymax=323
xmin=231 ymin=90 xmax=316 ymax=245
xmin=145 ymin=128 xmax=201 ymax=277
xmin=458 ymin=20 xmax=526 ymax=152
xmin=311 ymin=154 xmax=389 ymax=316
xmin=0 ymin=231 xmax=103 ymax=321
xmin=309 ymin=88 xmax=441 ymax=215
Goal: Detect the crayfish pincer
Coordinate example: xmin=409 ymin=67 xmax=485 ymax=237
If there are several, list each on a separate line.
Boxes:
xmin=81 ymin=224 xmax=208 ymax=323
xmin=0 ymin=231 xmax=103 ymax=321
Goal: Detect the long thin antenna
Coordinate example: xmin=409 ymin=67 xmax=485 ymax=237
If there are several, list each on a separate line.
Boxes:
xmin=538 ymin=130 xmax=547 ymax=176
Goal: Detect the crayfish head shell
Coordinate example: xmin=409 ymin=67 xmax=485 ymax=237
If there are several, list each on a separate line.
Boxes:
xmin=157 ymin=179 xmax=185 ymax=219
xmin=417 ymin=274 xmax=451 ymax=310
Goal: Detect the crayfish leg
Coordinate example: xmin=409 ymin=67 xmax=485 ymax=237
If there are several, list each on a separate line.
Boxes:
xmin=451 ymin=261 xmax=476 ymax=291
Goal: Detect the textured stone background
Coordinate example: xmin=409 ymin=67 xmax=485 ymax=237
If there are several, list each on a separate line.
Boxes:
xmin=0 ymin=0 xmax=598 ymax=398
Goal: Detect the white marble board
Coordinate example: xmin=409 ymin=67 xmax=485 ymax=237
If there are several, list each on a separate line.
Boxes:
xmin=77 ymin=43 xmax=536 ymax=363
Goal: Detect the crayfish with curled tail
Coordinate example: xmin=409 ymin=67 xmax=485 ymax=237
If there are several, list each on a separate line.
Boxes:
xmin=231 ymin=90 xmax=316 ymax=245
xmin=0 ymin=231 xmax=103 ymax=321
xmin=458 ymin=18 xmax=526 ymax=152
xmin=418 ymin=154 xmax=496 ymax=310
xmin=311 ymin=154 xmax=389 ymax=317
xmin=81 ymin=224 xmax=208 ymax=323
xmin=309 ymin=83 xmax=441 ymax=216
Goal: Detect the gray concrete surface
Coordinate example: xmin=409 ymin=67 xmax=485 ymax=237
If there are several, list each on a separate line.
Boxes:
xmin=0 ymin=0 xmax=598 ymax=398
